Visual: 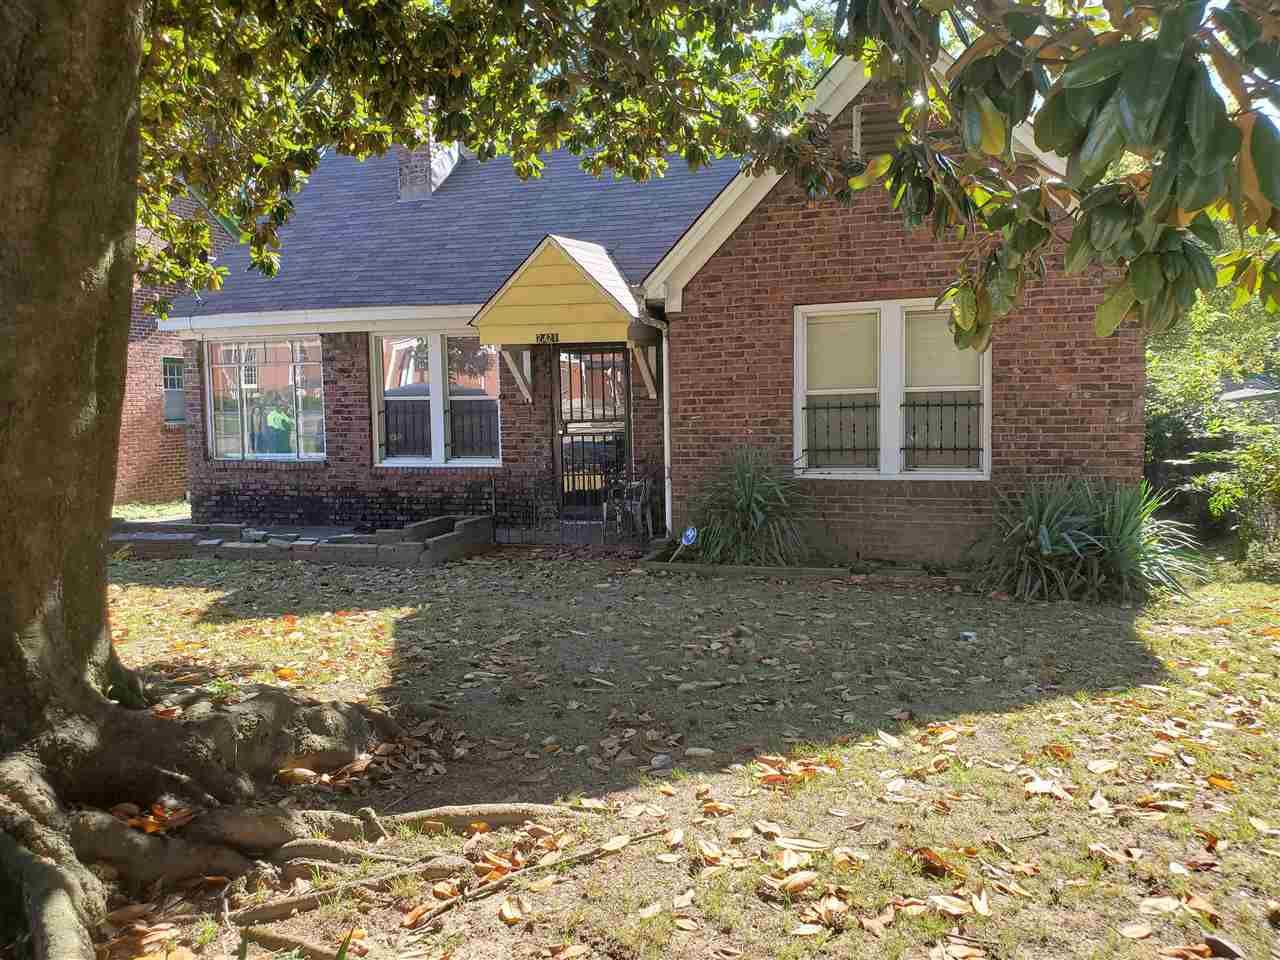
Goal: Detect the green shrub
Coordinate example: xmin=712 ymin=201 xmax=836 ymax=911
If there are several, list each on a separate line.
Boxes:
xmin=689 ymin=446 xmax=809 ymax=567
xmin=976 ymin=479 xmax=1202 ymax=602
xmin=1196 ymin=420 xmax=1280 ymax=573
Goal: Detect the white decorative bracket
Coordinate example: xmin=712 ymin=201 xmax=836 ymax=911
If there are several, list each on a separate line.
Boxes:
xmin=632 ymin=343 xmax=659 ymax=400
xmin=501 ymin=348 xmax=533 ymax=403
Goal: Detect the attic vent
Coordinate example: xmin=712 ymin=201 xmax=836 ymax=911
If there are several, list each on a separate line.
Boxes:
xmin=856 ymin=102 xmax=903 ymax=158
xmin=397 ymin=140 xmax=460 ymax=201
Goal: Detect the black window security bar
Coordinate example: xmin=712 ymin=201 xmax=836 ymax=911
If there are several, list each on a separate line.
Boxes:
xmin=385 ymin=399 xmax=432 ymax=457
xmin=901 ymin=390 xmax=983 ymax=469
xmin=803 ymin=397 xmax=879 ymax=468
xmin=449 ymin=402 xmax=499 ymax=458
xmin=561 ymin=431 xmax=627 ymax=511
xmin=560 ymin=348 xmax=627 ymax=424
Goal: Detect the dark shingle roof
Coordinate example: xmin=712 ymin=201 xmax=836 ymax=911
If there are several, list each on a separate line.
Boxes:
xmin=172 ymin=149 xmax=741 ymax=318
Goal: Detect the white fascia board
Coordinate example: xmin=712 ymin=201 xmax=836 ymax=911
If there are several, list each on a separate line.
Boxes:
xmin=160 ymin=303 xmax=484 ymax=338
xmin=643 ymin=58 xmax=872 ymax=312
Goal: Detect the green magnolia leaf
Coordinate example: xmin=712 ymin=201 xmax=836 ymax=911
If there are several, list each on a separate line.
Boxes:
xmin=1089 ymin=203 xmax=1131 ymax=250
xmin=1183 ymin=242 xmax=1217 ymax=290
xmin=953 ymin=284 xmax=978 ymax=330
xmin=1034 ymin=91 xmax=1085 ymax=154
xmin=1177 ymin=159 xmax=1227 ymax=213
xmin=1062 ymin=42 xmax=1142 ymax=89
xmin=1116 ymin=43 xmax=1173 ymax=148
xmin=1186 ymin=64 xmax=1226 ymax=157
xmin=1068 ymin=92 xmax=1126 ymax=188
xmin=1130 ymin=253 xmax=1165 ymax=302
xmin=1187 ymin=212 xmax=1220 ymax=250
xmin=1066 ymin=79 xmax=1115 ymax=127
xmin=962 ymin=93 xmax=984 ymax=155
xmin=975 ymin=92 xmax=1007 ymax=156
xmin=1145 ymin=141 xmax=1181 ymax=224
xmin=1162 ymin=250 xmax=1187 ymax=281
xmin=1186 ymin=117 xmax=1242 ymax=176
xmin=1003 ymin=10 xmax=1041 ymax=41
xmin=1156 ymin=0 xmax=1204 ymax=59
xmin=1095 ymin=278 xmax=1137 ymax=337
xmin=1250 ymin=113 xmax=1280 ymax=208
xmin=1064 ymin=222 xmax=1096 ymax=274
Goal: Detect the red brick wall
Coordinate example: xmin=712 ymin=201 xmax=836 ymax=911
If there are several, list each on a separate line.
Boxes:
xmin=185 ymin=337 xmax=665 ymax=527
xmin=666 ymin=93 xmax=1144 ymax=563
xmin=113 ymin=283 xmax=188 ymax=503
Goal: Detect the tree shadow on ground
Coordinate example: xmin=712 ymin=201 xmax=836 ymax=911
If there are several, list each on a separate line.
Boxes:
xmin=108 ymin=552 xmax=1164 ymax=813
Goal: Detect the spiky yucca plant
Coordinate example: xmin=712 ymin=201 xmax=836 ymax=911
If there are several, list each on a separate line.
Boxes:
xmin=690 ymin=447 xmax=809 ymax=567
xmin=977 ymin=479 xmax=1202 ymax=602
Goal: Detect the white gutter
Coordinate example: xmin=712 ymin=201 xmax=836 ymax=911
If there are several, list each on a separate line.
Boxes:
xmin=159 ymin=303 xmax=484 ymax=338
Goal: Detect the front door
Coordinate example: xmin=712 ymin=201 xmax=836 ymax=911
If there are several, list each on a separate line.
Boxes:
xmin=553 ymin=345 xmax=630 ymax=520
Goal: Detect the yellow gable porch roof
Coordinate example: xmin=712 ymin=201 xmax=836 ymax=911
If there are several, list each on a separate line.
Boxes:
xmin=472 ymin=235 xmax=641 ymax=345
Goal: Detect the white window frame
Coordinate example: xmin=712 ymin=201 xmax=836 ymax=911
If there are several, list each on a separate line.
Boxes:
xmin=369 ymin=332 xmax=507 ymax=468
xmin=793 ymin=298 xmax=992 ymax=481
xmin=162 ymin=357 xmax=186 ymax=424
xmin=204 ymin=337 xmax=326 ymax=461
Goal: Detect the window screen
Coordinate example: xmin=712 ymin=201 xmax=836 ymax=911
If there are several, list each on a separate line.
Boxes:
xmin=903 ymin=311 xmax=982 ymax=469
xmin=804 ymin=311 xmax=879 ymax=469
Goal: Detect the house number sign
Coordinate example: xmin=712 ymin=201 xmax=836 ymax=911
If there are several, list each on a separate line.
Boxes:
xmin=535 ymin=332 xmax=559 ymax=343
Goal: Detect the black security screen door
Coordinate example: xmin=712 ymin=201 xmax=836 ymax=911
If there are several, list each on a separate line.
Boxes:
xmin=554 ymin=346 xmax=630 ymax=518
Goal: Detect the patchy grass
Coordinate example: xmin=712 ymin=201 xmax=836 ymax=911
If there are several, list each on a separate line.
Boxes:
xmin=106 ymin=552 xmax=1280 ymax=959
xmin=112 ymin=499 xmax=191 ymax=521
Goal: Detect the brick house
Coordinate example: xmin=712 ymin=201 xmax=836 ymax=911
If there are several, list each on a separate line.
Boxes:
xmin=115 ymin=280 xmax=190 ymax=503
xmin=161 ymin=59 xmax=1143 ymax=562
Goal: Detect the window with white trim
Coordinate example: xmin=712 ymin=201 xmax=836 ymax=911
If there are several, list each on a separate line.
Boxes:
xmin=206 ymin=338 xmax=325 ymax=460
xmin=162 ymin=357 xmax=186 ymax=423
xmin=794 ymin=300 xmax=990 ymax=478
xmin=371 ymin=333 xmax=501 ymax=465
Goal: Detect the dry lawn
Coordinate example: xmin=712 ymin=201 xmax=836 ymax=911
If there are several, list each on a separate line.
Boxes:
xmin=103 ymin=551 xmax=1280 ymax=960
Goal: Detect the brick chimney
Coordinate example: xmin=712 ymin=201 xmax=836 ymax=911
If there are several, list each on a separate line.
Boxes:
xmin=396 ymin=140 xmax=460 ymax=201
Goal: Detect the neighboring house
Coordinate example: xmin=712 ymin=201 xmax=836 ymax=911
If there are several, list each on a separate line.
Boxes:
xmin=115 ymin=278 xmax=192 ymax=503
xmin=1219 ymin=374 xmax=1280 ymax=406
xmin=161 ymin=59 xmax=1144 ymax=562
xmin=116 ymin=213 xmax=233 ymax=505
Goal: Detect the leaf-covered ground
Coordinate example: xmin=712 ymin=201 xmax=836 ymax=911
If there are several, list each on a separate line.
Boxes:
xmin=104 ymin=552 xmax=1280 ymax=960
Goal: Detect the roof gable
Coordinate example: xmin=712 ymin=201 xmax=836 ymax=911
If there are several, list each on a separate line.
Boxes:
xmin=472 ymin=235 xmax=640 ymax=345
xmin=643 ymin=56 xmax=1067 ymax=312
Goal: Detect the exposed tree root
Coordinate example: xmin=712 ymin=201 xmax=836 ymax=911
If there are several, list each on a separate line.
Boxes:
xmin=242 ymin=925 xmax=344 ymax=960
xmin=277 ymin=859 xmax=358 ymax=886
xmin=69 ymin=811 xmax=252 ymax=889
xmin=355 ymin=805 xmax=389 ymax=841
xmin=0 ymin=830 xmax=96 ymax=960
xmin=187 ymin=802 xmax=580 ymax=851
xmin=382 ymin=803 xmax=584 ymax=834
xmin=229 ymin=854 xmax=470 ymax=925
xmin=1 ymin=672 xmax=584 ymax=960
xmin=270 ymin=839 xmax=412 ymax=866
xmin=405 ymin=829 xmax=668 ymax=931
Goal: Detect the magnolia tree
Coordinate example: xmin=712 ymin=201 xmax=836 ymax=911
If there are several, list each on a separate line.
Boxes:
xmin=2 ymin=0 xmax=1279 ymax=955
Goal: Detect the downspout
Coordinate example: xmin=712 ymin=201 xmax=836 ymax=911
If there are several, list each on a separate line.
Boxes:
xmin=637 ymin=307 xmax=672 ymax=538
xmin=662 ymin=327 xmax=672 ymax=538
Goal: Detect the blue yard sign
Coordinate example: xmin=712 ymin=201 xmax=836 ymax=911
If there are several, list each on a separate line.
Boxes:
xmin=670 ymin=526 xmax=698 ymax=562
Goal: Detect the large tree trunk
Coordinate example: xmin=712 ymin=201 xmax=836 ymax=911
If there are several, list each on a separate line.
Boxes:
xmin=0 ymin=6 xmax=383 ymax=957
xmin=1 ymin=2 xmax=147 ymax=954
xmin=1 ymin=0 xmax=144 ymax=718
